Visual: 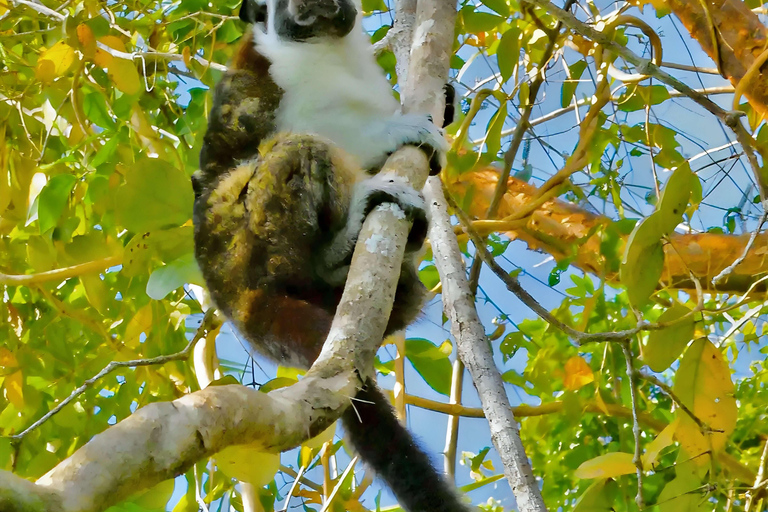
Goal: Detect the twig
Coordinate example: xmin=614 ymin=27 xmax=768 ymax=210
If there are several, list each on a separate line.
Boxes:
xmin=279 ymin=464 xmax=323 ymax=492
xmin=319 ymin=457 xmax=358 ymax=512
xmin=621 ymin=341 xmax=644 ymax=509
xmin=0 ymin=256 xmax=122 ymax=286
xmin=717 ymin=303 xmax=764 ymax=347
xmin=9 ymin=309 xmax=220 ymax=441
xmin=638 ymin=370 xmax=722 ymax=435
xmin=660 ymin=61 xmax=720 ymax=75
xmin=95 ymin=44 xmax=227 ymax=73
xmin=442 ymin=358 xmax=464 ymax=478
xmin=402 ymin=393 xmax=760 ymax=482
xmin=279 ymin=465 xmax=306 ymax=512
xmin=712 ymin=212 xmax=768 ymax=285
xmin=12 ymin=0 xmax=65 ymax=20
xmin=371 ymin=30 xmax=392 ymax=56
xmin=522 ymin=0 xmax=768 ymax=203
xmin=745 ymin=440 xmax=768 ymax=512
xmin=393 ymin=332 xmax=407 ymax=420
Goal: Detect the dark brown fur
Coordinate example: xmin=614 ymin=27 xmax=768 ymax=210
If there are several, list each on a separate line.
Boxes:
xmin=193 ymin=31 xmax=425 ymax=366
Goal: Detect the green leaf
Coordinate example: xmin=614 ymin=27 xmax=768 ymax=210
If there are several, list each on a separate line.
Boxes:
xmin=642 ymin=304 xmax=694 ymax=372
xmin=656 ymin=471 xmax=708 ymax=512
xmin=620 ymin=212 xmax=664 ymax=308
xmin=116 ymin=158 xmax=194 ymax=232
xmin=405 ymin=338 xmax=452 ymax=396
xmin=418 ymin=265 xmax=440 ymax=289
xmin=561 ymin=60 xmax=587 ymax=108
xmin=616 ymin=85 xmax=670 ymax=112
xmin=574 ymin=452 xmax=636 ymax=479
xmin=656 ymin=164 xmax=695 ymax=233
xmin=361 ymin=0 xmax=387 ymax=13
xmin=461 ymin=6 xmax=504 ymax=33
xmin=38 ymin=174 xmax=77 ymax=233
xmin=480 ymin=0 xmax=509 ymax=16
xmin=573 ymin=478 xmax=618 ymax=512
xmin=146 ymin=252 xmax=204 ymax=300
xmin=82 ymin=90 xmax=115 ymax=129
xmin=497 ymin=27 xmax=520 ymax=83
xmin=484 ymin=102 xmax=507 ymax=157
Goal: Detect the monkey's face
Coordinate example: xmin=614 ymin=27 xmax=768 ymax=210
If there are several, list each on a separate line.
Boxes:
xmin=240 ymin=0 xmax=357 ymax=41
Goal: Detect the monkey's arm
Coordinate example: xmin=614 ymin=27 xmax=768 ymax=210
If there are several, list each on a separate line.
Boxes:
xmin=196 ymin=32 xmax=283 ymax=185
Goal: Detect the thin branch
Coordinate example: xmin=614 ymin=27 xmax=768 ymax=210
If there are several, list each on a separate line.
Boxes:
xmin=95 ymin=44 xmax=227 ymax=73
xmin=638 ymin=370 xmax=722 ymax=435
xmin=11 ymin=0 xmax=65 ymax=20
xmin=404 ymin=393 xmax=755 ymax=483
xmin=621 ymin=341 xmax=644 ymax=509
xmin=279 ymin=464 xmax=322 ymax=493
xmin=442 ymin=359 xmax=464 ymax=478
xmin=660 ymin=61 xmax=720 ymax=75
xmin=745 ymin=441 xmax=768 ymax=512
xmin=712 ymin=211 xmax=768 ymax=285
xmin=393 ymin=332 xmax=407 ymax=420
xmin=0 ymin=256 xmax=122 ymax=286
xmin=9 ymin=309 xmax=221 ymax=442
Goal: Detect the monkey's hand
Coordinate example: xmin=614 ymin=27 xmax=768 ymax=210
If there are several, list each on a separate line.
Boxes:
xmin=374 ymin=114 xmax=449 ymax=175
xmin=318 ymin=173 xmax=427 ymax=286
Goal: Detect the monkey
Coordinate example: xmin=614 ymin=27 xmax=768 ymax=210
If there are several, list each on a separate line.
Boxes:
xmin=191 ymin=0 xmax=468 ymax=510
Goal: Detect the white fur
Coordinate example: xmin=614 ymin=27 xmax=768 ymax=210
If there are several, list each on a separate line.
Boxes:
xmin=253 ymin=6 xmax=447 ymax=169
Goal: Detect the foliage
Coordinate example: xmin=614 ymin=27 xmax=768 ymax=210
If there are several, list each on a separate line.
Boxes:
xmin=2 ymin=0 xmax=768 ymax=511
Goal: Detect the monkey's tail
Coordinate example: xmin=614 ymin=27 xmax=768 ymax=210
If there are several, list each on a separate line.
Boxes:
xmin=341 ymin=378 xmax=469 ymax=512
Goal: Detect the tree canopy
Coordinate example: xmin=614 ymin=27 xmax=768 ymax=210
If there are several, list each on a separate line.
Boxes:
xmin=2 ymin=0 xmax=768 ymax=511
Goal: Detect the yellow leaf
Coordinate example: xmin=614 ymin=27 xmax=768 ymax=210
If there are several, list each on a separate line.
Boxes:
xmin=593 ymin=390 xmax=610 ymax=415
xmin=3 ymin=370 xmax=24 ymax=409
xmin=564 ymin=356 xmax=594 ymax=390
xmin=674 ymin=338 xmax=737 ymax=462
xmin=36 ymin=41 xmax=77 ymax=82
xmin=77 ymin=24 xmax=96 ymax=59
xmin=642 ymin=418 xmax=678 ymax=468
xmin=182 ymin=46 xmax=192 ymax=69
xmin=303 ymin=423 xmax=336 ymax=450
xmin=99 ymin=35 xmax=127 ymax=52
xmin=108 ymin=57 xmax=141 ymax=95
xmin=93 ymin=48 xmax=113 ymax=68
xmin=0 ymin=0 xmax=8 ymax=16
xmin=574 ymin=452 xmax=636 ymax=479
xmin=0 ymin=347 xmax=17 ymax=368
xmin=124 ymin=304 xmax=153 ymax=347
xmin=94 ymin=36 xmax=127 ymax=68
xmin=130 ymin=106 xmax=157 ymax=139
xmin=216 ymin=444 xmax=280 ymax=485
xmin=641 ymin=304 xmax=694 ymax=372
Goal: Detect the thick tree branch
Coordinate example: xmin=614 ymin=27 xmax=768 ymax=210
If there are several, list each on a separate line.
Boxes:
xmin=446 ymin=169 xmax=768 ymax=294
xmin=664 ymin=0 xmax=768 ymax=115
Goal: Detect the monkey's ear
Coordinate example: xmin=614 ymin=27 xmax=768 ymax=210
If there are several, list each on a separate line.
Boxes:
xmin=239 ymin=0 xmax=268 ymax=24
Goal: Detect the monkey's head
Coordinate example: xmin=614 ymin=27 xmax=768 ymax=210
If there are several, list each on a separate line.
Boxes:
xmin=240 ymin=0 xmax=357 ymax=41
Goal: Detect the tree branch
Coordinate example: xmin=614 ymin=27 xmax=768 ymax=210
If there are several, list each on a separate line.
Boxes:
xmin=425 ymin=178 xmax=548 ymax=512
xmin=0 ymin=256 xmax=122 ymax=286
